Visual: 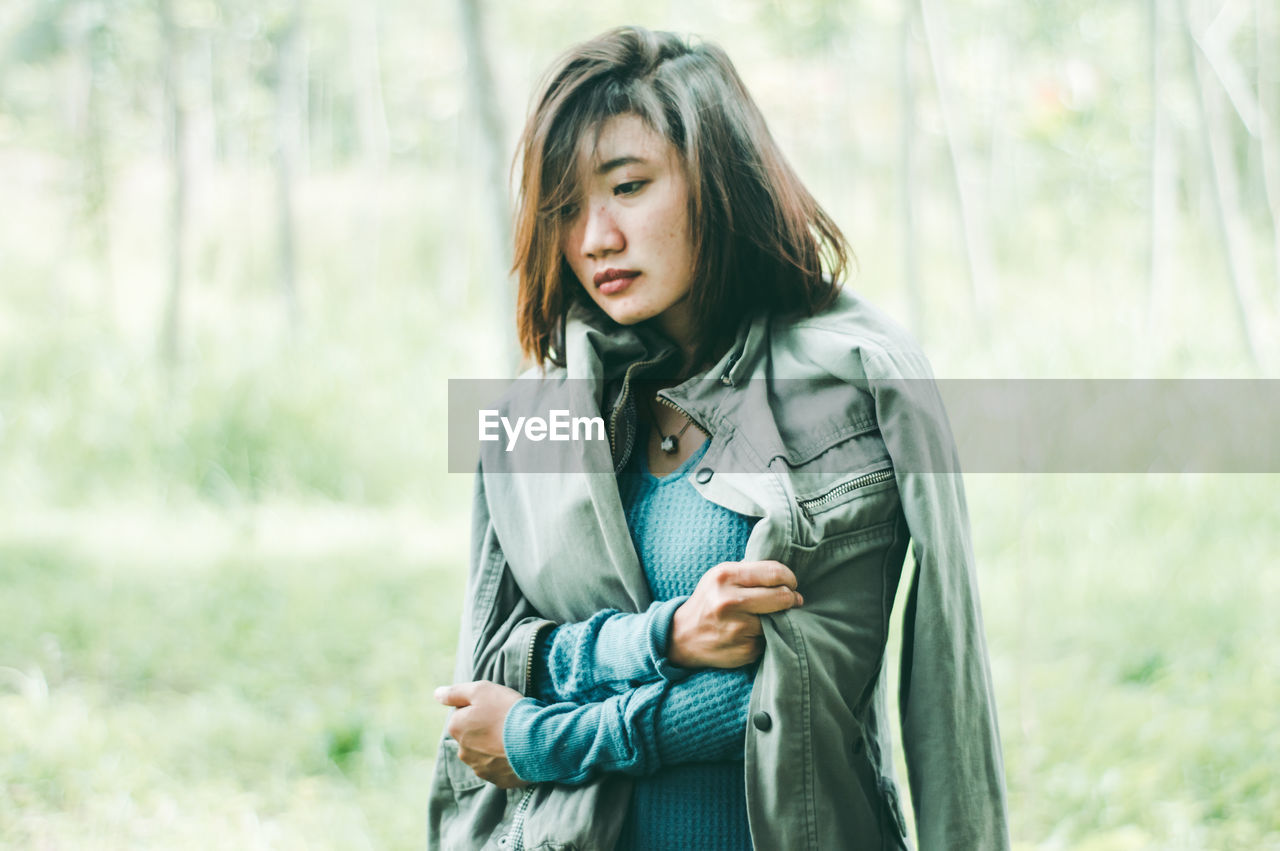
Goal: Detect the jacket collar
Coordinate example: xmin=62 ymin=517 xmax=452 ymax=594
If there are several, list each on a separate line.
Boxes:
xmin=563 ymin=300 xmax=678 ymax=383
xmin=562 ymin=300 xmax=771 ymax=434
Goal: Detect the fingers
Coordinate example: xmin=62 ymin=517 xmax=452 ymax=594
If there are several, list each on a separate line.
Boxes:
xmin=700 ymin=562 xmax=803 ymax=616
xmin=434 ymin=682 xmax=476 ymax=707
xmin=715 ymin=559 xmax=804 ymax=615
xmin=731 ymin=584 xmax=804 ymax=615
xmin=721 ymin=560 xmax=799 ymax=592
xmin=466 ymin=756 xmax=528 ymax=789
xmin=445 ymin=705 xmax=471 ymax=742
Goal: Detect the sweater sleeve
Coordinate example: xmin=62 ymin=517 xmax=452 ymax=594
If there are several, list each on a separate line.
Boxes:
xmin=503 ymin=666 xmax=753 ymax=785
xmin=529 ymin=597 xmax=691 ymax=705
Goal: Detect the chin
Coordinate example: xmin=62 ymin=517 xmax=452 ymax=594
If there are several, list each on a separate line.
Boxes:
xmin=595 ymin=302 xmax=658 ymax=327
xmin=606 ymin=312 xmax=651 ymax=327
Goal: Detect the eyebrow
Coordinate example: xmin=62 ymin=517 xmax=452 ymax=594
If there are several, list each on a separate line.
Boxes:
xmin=595 ymin=155 xmax=648 ymax=175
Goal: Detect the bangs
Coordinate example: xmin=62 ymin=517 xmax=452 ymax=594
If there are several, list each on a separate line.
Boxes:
xmin=537 ymin=77 xmax=673 ymax=218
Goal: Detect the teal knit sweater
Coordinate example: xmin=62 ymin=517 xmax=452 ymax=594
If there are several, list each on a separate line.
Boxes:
xmin=503 ymin=437 xmax=756 ymax=850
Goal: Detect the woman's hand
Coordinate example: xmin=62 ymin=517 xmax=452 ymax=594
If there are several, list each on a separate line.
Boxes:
xmin=668 ymin=560 xmax=803 ymax=669
xmin=434 ymin=681 xmax=529 ymax=789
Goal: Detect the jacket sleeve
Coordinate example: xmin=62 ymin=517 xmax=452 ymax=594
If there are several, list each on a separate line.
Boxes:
xmin=502 ymin=666 xmax=754 ymax=785
xmin=455 ymin=463 xmax=557 ymax=695
xmin=867 ymin=348 xmax=1011 ymax=850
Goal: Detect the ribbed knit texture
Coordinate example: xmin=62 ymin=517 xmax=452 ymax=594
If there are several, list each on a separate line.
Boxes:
xmin=501 ymin=433 xmax=756 ymax=850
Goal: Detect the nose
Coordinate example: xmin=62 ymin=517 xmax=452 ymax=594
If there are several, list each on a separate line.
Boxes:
xmin=579 ymin=203 xmax=624 ymax=260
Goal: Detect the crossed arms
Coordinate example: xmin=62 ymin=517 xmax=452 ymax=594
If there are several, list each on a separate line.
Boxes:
xmin=434 ymin=561 xmax=803 ymax=787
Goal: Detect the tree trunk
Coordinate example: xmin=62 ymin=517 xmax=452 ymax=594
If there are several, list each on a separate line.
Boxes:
xmin=347 ymin=0 xmax=388 ymax=293
xmin=159 ymin=0 xmax=188 ymax=371
xmin=918 ymin=0 xmax=992 ymax=324
xmin=78 ymin=12 xmax=114 ymax=324
xmin=299 ymin=27 xmax=311 ymax=176
xmin=1180 ymin=0 xmax=1262 ymax=365
xmin=899 ymin=6 xmax=923 ymax=337
xmin=349 ymin=0 xmax=389 ymax=169
xmin=197 ymin=30 xmax=219 ymax=166
xmin=1145 ymin=0 xmax=1173 ymax=356
xmin=274 ymin=4 xmax=303 ymax=328
xmin=1257 ymin=0 xmax=1280 ymax=300
xmin=456 ymin=0 xmax=516 ymax=371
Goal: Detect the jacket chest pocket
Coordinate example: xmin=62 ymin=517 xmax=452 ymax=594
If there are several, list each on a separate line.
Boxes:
xmin=779 ymin=423 xmax=900 ymax=549
xmin=796 ymin=464 xmax=894 ymax=517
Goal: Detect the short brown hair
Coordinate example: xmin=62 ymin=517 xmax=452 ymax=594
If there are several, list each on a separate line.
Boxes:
xmin=513 ymin=26 xmax=849 ymax=368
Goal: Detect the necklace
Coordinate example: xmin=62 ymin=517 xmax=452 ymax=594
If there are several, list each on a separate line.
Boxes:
xmin=650 ymin=397 xmax=692 ymax=455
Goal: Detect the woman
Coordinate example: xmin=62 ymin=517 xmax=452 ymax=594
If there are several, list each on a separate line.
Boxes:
xmin=430 ymin=26 xmax=1009 ymax=850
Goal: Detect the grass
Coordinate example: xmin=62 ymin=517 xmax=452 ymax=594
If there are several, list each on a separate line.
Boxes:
xmin=0 ymin=506 xmax=466 ymax=849
xmin=971 ymin=475 xmax=1280 ymax=850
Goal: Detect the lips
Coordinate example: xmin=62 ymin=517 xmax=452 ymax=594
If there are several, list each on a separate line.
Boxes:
xmin=594 ymin=268 xmax=640 ymax=295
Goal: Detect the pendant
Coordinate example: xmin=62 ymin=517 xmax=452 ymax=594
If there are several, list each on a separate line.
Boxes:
xmin=660 ymin=435 xmax=678 ymax=454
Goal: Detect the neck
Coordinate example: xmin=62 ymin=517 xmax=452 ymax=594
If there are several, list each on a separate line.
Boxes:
xmin=656 ymin=321 xmax=698 ymax=378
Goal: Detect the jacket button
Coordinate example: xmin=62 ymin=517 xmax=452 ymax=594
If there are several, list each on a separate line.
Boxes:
xmin=720 ymin=373 xmax=733 ymax=386
xmin=695 ymin=467 xmax=713 ymax=484
xmin=752 ymin=711 xmax=773 ymax=732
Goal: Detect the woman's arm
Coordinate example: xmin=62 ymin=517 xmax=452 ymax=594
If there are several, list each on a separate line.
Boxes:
xmin=503 ymin=666 xmax=755 ymax=785
xmin=528 ymin=598 xmax=691 ymax=705
xmin=435 ymin=466 xmax=797 ymax=787
xmin=530 ymin=561 xmax=803 ymax=705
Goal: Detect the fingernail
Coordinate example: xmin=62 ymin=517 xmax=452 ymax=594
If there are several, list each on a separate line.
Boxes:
xmin=433 ymin=687 xmax=447 ymax=702
xmin=796 ymin=593 xmax=805 ymax=606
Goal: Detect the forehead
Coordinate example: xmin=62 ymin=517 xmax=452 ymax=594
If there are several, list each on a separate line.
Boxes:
xmin=573 ymin=113 xmax=676 ymax=179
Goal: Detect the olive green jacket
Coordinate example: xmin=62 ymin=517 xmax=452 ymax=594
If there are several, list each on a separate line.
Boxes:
xmin=428 ymin=289 xmax=1010 ymax=850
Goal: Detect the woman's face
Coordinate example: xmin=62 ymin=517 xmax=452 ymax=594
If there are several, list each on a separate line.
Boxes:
xmin=561 ymin=114 xmax=697 ymax=346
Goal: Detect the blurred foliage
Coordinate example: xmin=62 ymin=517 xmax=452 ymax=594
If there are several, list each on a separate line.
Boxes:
xmin=0 ymin=0 xmax=1277 ymax=847
xmin=0 ymin=510 xmax=463 ymax=848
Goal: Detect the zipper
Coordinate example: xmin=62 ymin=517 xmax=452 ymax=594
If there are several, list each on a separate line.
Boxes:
xmin=655 ymin=392 xmax=710 ymax=439
xmin=522 ymin=624 xmax=543 ymax=696
xmin=608 ymin=355 xmax=666 ymax=463
xmin=613 ymin=397 xmax=637 ymax=476
xmin=796 ymin=466 xmax=893 ymax=516
xmin=507 ymin=623 xmax=547 ymax=850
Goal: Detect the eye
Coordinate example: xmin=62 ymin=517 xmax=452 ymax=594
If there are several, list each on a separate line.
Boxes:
xmin=613 ymin=180 xmax=647 ymax=197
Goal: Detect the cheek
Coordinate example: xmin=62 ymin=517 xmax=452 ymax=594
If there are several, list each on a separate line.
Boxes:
xmin=562 ymin=227 xmax=589 ymax=272
xmin=656 ymin=201 xmax=692 ymax=257
xmin=569 ymin=257 xmax=592 ymax=293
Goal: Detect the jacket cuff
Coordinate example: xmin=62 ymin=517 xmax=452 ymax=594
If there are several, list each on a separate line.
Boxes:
xmin=499 ymin=618 xmax=557 ymax=696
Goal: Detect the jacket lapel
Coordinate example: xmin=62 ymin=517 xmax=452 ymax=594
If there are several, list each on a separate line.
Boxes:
xmin=480 ymin=304 xmax=670 ymax=622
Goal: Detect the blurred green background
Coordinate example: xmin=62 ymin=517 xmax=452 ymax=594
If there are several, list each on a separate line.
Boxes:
xmin=1 ymin=0 xmax=1278 ymax=848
